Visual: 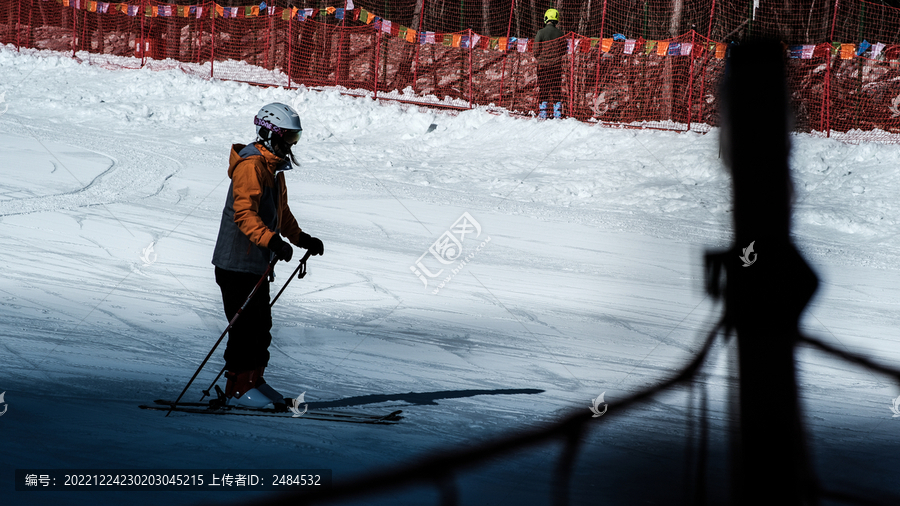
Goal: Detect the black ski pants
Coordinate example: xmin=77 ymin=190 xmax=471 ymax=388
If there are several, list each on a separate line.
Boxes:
xmin=215 ymin=267 xmax=272 ymax=373
xmin=537 ymin=63 xmax=563 ymax=105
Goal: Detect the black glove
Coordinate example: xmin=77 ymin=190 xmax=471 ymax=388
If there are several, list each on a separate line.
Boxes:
xmin=267 ymin=235 xmax=293 ymax=262
xmin=297 ymin=232 xmax=324 ymax=256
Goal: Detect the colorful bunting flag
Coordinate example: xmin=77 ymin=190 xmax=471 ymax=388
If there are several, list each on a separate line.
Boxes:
xmin=602 ymin=38 xmax=612 ymax=53
xmin=789 ymin=45 xmax=815 ymax=59
xmin=715 ymin=42 xmax=726 ymax=59
xmin=657 ymin=41 xmax=669 ymax=55
xmin=50 ymin=1 xmax=897 ymax=64
xmin=840 ymin=43 xmax=855 ymax=59
xmin=856 ymin=40 xmax=871 ymax=56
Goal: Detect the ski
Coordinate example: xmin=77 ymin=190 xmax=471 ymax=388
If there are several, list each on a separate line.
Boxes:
xmin=141 ymin=399 xmax=402 ymax=424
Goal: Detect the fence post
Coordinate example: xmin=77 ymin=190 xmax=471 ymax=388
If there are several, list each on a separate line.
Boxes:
xmin=498 ymin=0 xmax=515 ymax=109
xmin=568 ymin=33 xmax=576 ymax=118
xmin=71 ymin=0 xmax=77 ymax=57
xmin=374 ymin=29 xmax=381 ymax=100
xmin=28 ymin=0 xmax=35 ymax=50
xmin=706 ymin=0 xmax=716 ymax=39
xmin=287 ymin=11 xmax=293 ymax=87
xmin=412 ymin=0 xmax=427 ymax=94
xmin=335 ymin=0 xmax=347 ymax=86
xmin=265 ymin=7 xmax=272 ymax=70
xmin=687 ymin=30 xmax=695 ymax=131
xmin=468 ymin=28 xmax=473 ymax=109
xmin=139 ymin=0 xmax=145 ymax=64
xmin=15 ymin=0 xmax=21 ymax=51
xmin=210 ymin=4 xmax=216 ymax=79
xmin=195 ymin=12 xmax=202 ymax=65
xmin=591 ymin=0 xmax=608 ymax=111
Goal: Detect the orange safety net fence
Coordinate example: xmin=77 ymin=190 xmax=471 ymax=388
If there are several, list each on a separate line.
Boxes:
xmin=3 ymin=0 xmax=900 ymax=141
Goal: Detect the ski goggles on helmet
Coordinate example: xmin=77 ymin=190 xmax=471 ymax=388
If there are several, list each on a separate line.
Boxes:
xmin=281 ymin=129 xmax=302 ymax=145
xmin=254 ymin=116 xmax=302 ymax=145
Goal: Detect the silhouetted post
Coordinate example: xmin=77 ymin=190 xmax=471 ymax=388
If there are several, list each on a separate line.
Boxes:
xmin=713 ymin=40 xmax=819 ymax=505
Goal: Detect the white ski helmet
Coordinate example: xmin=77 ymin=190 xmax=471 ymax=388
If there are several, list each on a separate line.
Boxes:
xmin=254 ymin=102 xmax=302 ymax=146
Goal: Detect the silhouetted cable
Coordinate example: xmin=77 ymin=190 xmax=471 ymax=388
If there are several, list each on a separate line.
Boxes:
xmin=799 ymin=335 xmax=900 ymax=382
xmin=250 ymin=321 xmax=722 ymax=505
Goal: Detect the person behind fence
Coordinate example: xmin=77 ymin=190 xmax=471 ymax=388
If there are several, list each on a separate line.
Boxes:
xmin=211 ymin=102 xmax=324 ymax=410
xmin=534 ymin=8 xmax=565 ymax=119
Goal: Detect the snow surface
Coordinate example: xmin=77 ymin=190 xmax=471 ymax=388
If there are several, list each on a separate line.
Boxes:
xmin=1 ymin=45 xmax=900 ymax=505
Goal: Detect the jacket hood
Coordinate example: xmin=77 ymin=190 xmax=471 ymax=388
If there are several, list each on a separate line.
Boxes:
xmin=228 ymin=143 xmax=291 ymax=179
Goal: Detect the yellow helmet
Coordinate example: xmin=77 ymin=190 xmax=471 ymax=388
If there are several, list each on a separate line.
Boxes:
xmin=544 ymin=8 xmax=560 ymax=24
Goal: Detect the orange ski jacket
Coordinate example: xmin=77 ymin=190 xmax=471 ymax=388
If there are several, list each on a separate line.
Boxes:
xmin=212 ymin=143 xmax=304 ymax=275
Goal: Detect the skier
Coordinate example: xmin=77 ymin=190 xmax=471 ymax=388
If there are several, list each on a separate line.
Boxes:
xmin=211 ymin=102 xmax=324 ymax=410
xmin=534 ymin=8 xmax=566 ymax=119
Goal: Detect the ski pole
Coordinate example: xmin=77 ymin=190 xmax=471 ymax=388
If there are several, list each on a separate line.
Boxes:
xmin=199 ymin=249 xmax=313 ymax=402
xmin=167 ymin=258 xmax=278 ymax=416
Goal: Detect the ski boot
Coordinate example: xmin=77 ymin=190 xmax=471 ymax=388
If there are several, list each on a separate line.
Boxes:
xmin=539 ymin=101 xmax=548 ymax=119
xmin=553 ymin=102 xmax=563 ymax=119
xmin=225 ymin=368 xmax=274 ymax=408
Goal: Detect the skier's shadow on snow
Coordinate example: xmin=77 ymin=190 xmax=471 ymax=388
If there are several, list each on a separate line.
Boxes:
xmin=307 ymin=388 xmax=544 ymax=409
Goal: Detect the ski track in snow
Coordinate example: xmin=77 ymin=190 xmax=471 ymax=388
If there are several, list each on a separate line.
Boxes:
xmin=1 ymin=45 xmax=900 ymax=504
